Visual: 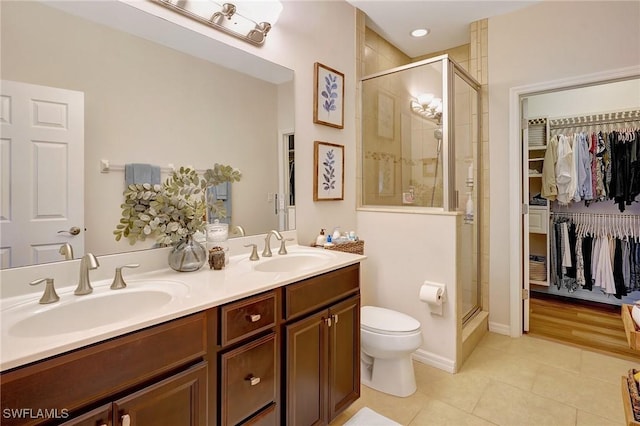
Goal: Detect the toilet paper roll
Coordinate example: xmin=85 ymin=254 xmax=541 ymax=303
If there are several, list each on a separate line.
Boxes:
xmin=419 ymin=283 xmax=444 ymax=306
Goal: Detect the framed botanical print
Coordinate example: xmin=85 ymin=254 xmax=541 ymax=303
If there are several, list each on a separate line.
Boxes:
xmin=313 ymin=62 xmax=344 ymax=129
xmin=314 ymin=141 xmax=344 ymax=201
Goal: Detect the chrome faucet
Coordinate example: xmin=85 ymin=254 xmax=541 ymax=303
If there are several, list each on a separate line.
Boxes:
xmin=110 ymin=263 xmax=140 ymax=290
xmin=59 ymin=242 xmax=74 ymax=260
xmin=262 ymin=230 xmax=283 ymax=257
xmin=30 ymin=278 xmax=60 ymax=304
xmin=75 ymin=253 xmax=99 ymax=295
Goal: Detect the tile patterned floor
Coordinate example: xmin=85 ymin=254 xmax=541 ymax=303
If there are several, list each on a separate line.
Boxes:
xmin=330 ymin=332 xmax=639 ymax=426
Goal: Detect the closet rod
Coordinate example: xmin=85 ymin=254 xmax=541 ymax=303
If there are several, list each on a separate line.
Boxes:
xmin=550 ymin=212 xmax=638 ymax=219
xmin=548 ymin=109 xmax=640 ymax=130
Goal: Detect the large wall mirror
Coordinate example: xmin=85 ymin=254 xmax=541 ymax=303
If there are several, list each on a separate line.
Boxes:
xmin=0 ymin=0 xmax=295 ymax=269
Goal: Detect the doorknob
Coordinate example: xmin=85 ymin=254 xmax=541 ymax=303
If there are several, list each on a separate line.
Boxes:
xmin=57 ymin=226 xmax=81 ymax=236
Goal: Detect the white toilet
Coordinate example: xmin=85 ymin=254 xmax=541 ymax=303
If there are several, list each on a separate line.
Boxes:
xmin=360 ymin=306 xmax=422 ymax=397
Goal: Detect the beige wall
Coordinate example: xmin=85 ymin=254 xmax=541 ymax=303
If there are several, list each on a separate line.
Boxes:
xmin=488 ymin=1 xmax=640 ymax=332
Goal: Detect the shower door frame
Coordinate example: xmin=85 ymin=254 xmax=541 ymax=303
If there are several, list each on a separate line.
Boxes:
xmin=359 ymin=55 xmax=483 ymax=323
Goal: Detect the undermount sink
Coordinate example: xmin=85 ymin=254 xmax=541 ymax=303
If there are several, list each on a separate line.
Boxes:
xmin=6 ymin=280 xmax=188 ymax=338
xmin=254 ymin=252 xmax=334 ymax=273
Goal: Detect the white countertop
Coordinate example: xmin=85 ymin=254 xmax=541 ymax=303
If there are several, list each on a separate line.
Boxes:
xmin=0 ymin=245 xmax=365 ymax=372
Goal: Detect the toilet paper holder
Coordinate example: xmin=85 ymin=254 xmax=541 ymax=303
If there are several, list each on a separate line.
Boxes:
xmin=419 ymin=281 xmax=446 ymax=316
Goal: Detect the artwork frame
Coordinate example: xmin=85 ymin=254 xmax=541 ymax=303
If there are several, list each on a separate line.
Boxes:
xmin=313 ymin=62 xmax=344 ymax=129
xmin=314 ymin=141 xmax=344 ymax=201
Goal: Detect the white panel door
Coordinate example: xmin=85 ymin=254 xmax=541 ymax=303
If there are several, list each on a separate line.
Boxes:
xmin=0 ymin=80 xmax=84 ymax=268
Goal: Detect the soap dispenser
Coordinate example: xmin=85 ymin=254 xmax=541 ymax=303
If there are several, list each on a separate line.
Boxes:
xmin=315 ymin=229 xmax=326 ymax=246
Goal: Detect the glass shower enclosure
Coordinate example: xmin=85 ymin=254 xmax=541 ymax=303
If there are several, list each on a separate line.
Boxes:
xmin=360 ymin=55 xmax=482 ymax=323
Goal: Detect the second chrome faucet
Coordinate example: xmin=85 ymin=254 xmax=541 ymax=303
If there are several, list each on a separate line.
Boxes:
xmin=262 ymin=230 xmax=283 ymax=257
xmin=74 ymin=253 xmax=99 ymax=295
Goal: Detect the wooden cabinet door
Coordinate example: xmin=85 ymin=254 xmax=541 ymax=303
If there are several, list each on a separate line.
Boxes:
xmin=328 ymin=295 xmax=360 ymax=421
xmin=284 ymin=310 xmax=328 ymax=426
xmin=113 ymin=362 xmax=207 ymax=426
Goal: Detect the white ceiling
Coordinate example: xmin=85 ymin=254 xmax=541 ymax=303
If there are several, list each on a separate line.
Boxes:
xmin=346 ymin=1 xmax=539 ymax=58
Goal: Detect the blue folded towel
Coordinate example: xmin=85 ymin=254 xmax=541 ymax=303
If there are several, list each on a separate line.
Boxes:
xmin=207 ymin=183 xmax=232 ymax=224
xmin=125 ymin=163 xmax=161 ymax=185
xmin=215 ymin=182 xmax=228 ymax=200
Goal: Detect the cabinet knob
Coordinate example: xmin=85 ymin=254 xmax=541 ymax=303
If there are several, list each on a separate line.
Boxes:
xmin=332 ymin=314 xmax=339 ymax=324
xmin=246 ymin=375 xmax=261 ymax=386
xmin=324 ymin=317 xmax=332 ymax=327
xmin=121 ymin=414 xmax=131 ymax=426
xmin=247 ymin=313 xmax=261 ymax=323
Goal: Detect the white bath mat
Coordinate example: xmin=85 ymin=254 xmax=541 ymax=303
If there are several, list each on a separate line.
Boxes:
xmin=344 ymin=407 xmax=402 ymax=426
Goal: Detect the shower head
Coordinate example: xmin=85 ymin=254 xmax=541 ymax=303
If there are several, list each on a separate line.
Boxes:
xmin=434 ymin=127 xmax=443 ymax=141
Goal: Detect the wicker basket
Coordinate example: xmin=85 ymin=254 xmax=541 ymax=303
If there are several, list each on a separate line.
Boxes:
xmin=529 ymin=255 xmax=547 ymax=282
xmin=321 ymin=240 xmax=364 ymax=255
xmin=628 ymin=369 xmax=640 ymax=421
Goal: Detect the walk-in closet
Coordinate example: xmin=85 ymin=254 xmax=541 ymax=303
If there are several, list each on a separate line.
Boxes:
xmin=521 ymin=78 xmax=640 ymax=359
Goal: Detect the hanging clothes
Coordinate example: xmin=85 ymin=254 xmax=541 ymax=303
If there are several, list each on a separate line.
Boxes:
xmin=549 ymin=214 xmax=640 ymax=301
xmin=542 ymin=128 xmax=639 ymax=210
xmin=573 ymin=132 xmax=593 ymax=202
xmin=556 ymin=134 xmax=576 ymax=205
xmin=542 ymin=135 xmax=558 ymax=200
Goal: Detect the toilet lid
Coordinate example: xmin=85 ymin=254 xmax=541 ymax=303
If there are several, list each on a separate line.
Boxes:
xmin=361 ymin=306 xmax=421 ymax=334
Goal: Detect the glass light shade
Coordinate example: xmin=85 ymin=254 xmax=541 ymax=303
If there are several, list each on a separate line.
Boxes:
xmin=416 ymin=93 xmax=434 ymax=106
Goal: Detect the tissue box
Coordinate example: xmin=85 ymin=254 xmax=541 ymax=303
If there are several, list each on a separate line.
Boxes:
xmin=621 ymin=304 xmax=640 ymax=351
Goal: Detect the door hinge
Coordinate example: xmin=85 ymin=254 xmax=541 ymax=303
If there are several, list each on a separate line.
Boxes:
xmin=522 ymin=288 xmax=529 ymax=300
xmin=522 ymin=203 xmax=529 ymax=215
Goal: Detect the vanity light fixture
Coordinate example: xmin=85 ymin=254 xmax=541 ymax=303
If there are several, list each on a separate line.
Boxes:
xmin=410 ymin=93 xmax=443 ymax=121
xmin=154 ymin=0 xmax=283 ymax=46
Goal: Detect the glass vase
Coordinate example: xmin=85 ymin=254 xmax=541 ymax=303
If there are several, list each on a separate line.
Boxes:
xmin=168 ymin=234 xmax=207 ymax=272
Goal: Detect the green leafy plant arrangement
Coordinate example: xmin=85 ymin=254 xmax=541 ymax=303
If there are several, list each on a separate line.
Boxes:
xmin=114 ymin=164 xmax=241 ymax=246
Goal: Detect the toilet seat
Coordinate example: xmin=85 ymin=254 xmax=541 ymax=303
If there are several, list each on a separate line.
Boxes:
xmin=361 ymin=306 xmax=421 ymax=335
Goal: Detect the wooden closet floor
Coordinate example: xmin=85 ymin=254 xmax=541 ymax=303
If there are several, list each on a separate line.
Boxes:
xmin=528 ymin=296 xmax=639 ymax=361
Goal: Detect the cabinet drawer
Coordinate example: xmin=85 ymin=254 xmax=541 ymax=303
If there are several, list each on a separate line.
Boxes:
xmin=220 ymin=333 xmax=277 ymax=426
xmin=284 ymin=264 xmax=359 ymax=321
xmin=221 ymin=291 xmax=277 ymax=346
xmin=529 ymin=206 xmax=548 ymax=234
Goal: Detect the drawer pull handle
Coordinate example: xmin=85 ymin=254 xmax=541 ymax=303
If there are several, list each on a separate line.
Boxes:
xmin=247 ymin=375 xmax=261 ymax=386
xmin=325 ymin=317 xmax=332 ymax=327
xmin=121 ymin=414 xmax=131 ymax=426
xmin=333 ymin=314 xmax=339 ymax=324
xmin=248 ymin=314 xmax=261 ymax=323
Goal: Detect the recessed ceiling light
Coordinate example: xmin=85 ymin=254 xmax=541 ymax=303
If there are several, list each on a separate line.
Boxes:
xmin=411 ymin=28 xmax=430 ymax=38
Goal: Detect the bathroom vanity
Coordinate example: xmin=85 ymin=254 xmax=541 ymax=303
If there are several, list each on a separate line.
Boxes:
xmin=0 ymin=246 xmax=363 ymax=426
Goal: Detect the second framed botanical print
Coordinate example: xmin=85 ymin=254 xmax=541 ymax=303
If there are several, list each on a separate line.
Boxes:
xmin=314 ymin=141 xmax=344 ymax=201
xmin=313 ymin=62 xmax=344 ymax=129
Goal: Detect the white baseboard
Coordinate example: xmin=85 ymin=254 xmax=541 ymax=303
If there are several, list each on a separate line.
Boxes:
xmin=488 ymin=321 xmax=511 ymax=335
xmin=412 ymin=349 xmax=456 ymax=373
